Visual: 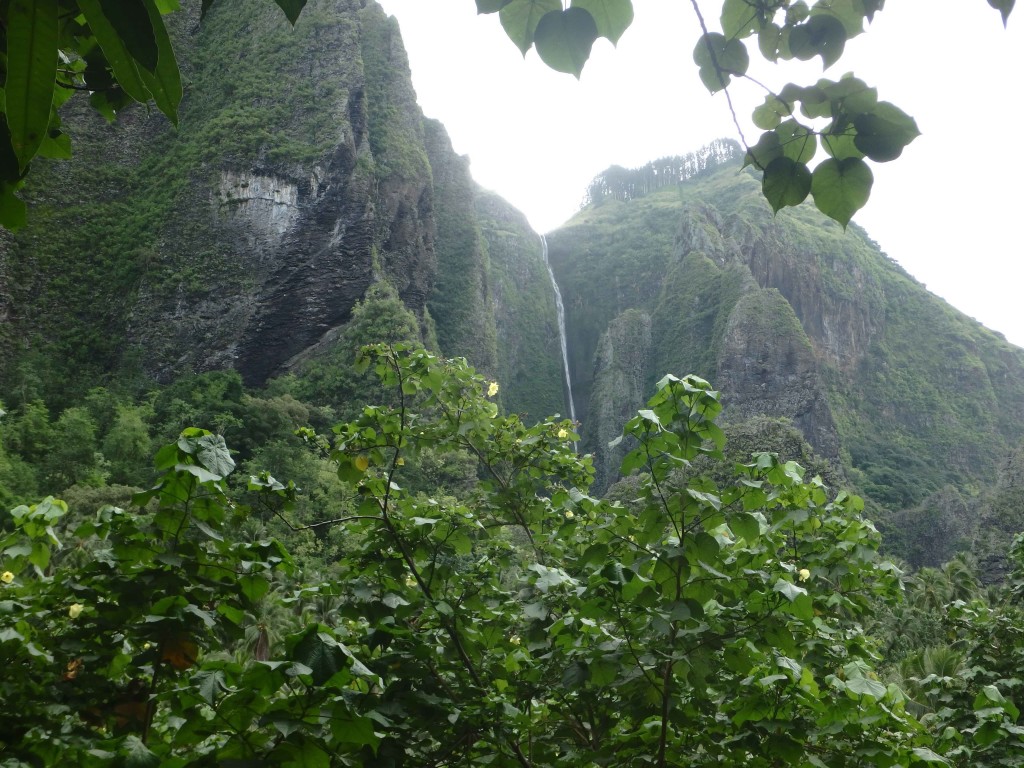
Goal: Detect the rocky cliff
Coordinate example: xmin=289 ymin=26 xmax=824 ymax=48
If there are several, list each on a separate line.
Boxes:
xmin=546 ymin=146 xmax=1024 ymax=506
xmin=0 ymin=0 xmax=564 ymax=421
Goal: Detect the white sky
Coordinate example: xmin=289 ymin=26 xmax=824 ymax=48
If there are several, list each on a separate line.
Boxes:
xmin=377 ymin=1 xmax=1024 ymax=346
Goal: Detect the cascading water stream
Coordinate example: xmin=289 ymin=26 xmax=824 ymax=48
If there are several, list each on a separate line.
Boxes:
xmin=540 ymin=234 xmax=577 ymax=428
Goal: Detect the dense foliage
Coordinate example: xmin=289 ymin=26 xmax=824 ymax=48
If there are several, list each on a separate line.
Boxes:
xmin=3 ymin=344 xmax=1024 ymax=766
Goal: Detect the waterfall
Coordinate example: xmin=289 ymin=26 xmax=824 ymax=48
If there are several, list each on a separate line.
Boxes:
xmin=541 ymin=235 xmax=577 ymax=425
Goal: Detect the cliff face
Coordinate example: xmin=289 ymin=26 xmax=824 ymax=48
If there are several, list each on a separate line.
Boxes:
xmin=0 ymin=0 xmax=564 ymax=416
xmin=547 ymin=148 xmax=1024 ymax=504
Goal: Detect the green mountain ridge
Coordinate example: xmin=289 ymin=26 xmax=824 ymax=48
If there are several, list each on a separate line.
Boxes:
xmin=546 ymin=151 xmax=1024 ymax=564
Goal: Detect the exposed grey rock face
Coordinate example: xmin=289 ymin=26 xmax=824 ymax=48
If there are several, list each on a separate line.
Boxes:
xmin=588 ymin=309 xmax=652 ymax=490
xmin=4 ymin=0 xmax=459 ymax=389
xmin=715 ymin=289 xmax=841 ymax=461
xmin=474 ymin=191 xmax=566 ymax=422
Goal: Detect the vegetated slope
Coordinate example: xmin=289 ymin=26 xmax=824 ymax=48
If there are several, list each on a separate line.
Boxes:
xmin=546 ymin=144 xmax=1024 ymax=536
xmin=0 ymin=0 xmax=564 ymax=422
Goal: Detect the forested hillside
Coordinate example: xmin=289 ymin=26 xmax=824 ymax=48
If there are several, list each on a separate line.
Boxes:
xmin=546 ymin=147 xmax=1024 ymax=567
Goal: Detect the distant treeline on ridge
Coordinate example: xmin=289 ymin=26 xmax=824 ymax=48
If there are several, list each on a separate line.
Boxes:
xmin=583 ymin=138 xmax=741 ymax=206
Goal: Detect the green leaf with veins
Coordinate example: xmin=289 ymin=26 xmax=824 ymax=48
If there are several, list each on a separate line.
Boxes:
xmin=762 ymin=156 xmax=811 ymax=213
xmin=721 ymin=0 xmax=761 ymax=39
xmin=822 ymin=130 xmax=863 ymax=160
xmin=819 ymin=76 xmax=877 ymax=117
xmin=535 ymin=8 xmax=599 ymax=77
xmin=572 ymin=0 xmax=633 ymax=44
xmin=500 ymin=0 xmax=560 ymax=54
xmin=810 ymin=0 xmax=867 ymax=38
xmin=744 ymin=131 xmax=783 ymax=169
xmin=78 ymin=0 xmax=152 ymax=103
xmin=853 ymin=102 xmax=920 ymax=162
xmin=811 ymin=157 xmax=873 ymax=227
xmin=757 ymin=22 xmax=785 ymax=60
xmin=776 ymin=119 xmax=817 ymax=163
xmin=752 ymin=94 xmax=791 ymax=130
xmin=6 ymin=0 xmax=58 ymax=172
xmin=794 ymin=85 xmax=831 ymax=119
xmin=693 ymin=32 xmax=749 ymax=92
xmin=98 ymin=0 xmax=159 ymax=72
xmin=789 ymin=14 xmax=846 ymax=68
xmin=136 ymin=0 xmax=182 ymax=124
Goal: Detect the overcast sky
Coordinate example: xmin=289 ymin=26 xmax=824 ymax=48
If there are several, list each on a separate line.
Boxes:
xmin=376 ymin=1 xmax=1023 ymax=346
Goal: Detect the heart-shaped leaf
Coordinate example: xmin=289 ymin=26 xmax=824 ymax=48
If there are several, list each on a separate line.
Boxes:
xmin=762 ymin=156 xmax=811 ymax=213
xmin=811 ymin=157 xmax=873 ymax=227
xmin=572 ymin=0 xmax=633 ymax=44
xmin=535 ymin=7 xmax=599 ymax=77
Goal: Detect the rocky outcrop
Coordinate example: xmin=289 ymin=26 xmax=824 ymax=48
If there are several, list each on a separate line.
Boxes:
xmin=2 ymin=0 xmax=463 ymax=394
xmin=716 ymin=289 xmax=841 ymax=461
xmin=587 ymin=309 xmax=652 ymax=489
xmin=475 ymin=191 xmax=565 ymax=422
xmin=422 ymin=119 xmax=497 ymax=375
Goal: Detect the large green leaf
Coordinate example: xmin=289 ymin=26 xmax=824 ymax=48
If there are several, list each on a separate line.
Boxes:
xmin=535 ymin=8 xmax=599 ymax=78
xmin=762 ymin=156 xmax=811 ymax=213
xmin=776 ymin=119 xmax=817 ymax=163
xmin=196 ymin=433 xmax=235 ymax=478
xmin=500 ymin=0 xmax=560 ymax=54
xmin=289 ymin=626 xmax=350 ymax=686
xmin=789 ymin=14 xmax=846 ymax=68
xmin=6 ymin=0 xmax=58 ymax=172
xmin=811 ymin=157 xmax=873 ymax=227
xmin=0 ymin=183 xmax=27 ymax=230
xmin=744 ymin=130 xmax=784 ymax=169
xmin=988 ymin=0 xmax=1015 ymax=26
xmin=821 ymin=129 xmax=862 ymax=160
xmin=78 ymin=0 xmax=152 ymax=103
xmin=273 ymin=0 xmax=308 ymax=25
xmin=97 ymin=0 xmax=159 ymax=72
xmin=845 ymin=676 xmax=887 ymax=699
xmin=811 ymin=0 xmax=867 ymax=38
xmin=721 ymin=0 xmax=762 ymax=39
xmin=572 ymin=0 xmax=633 ymax=44
xmin=121 ymin=735 xmax=160 ymax=768
xmin=752 ymin=94 xmax=791 ymax=130
xmin=693 ymin=32 xmax=749 ymax=92
xmin=136 ymin=0 xmax=182 ymax=125
xmin=853 ymin=102 xmax=920 ymax=162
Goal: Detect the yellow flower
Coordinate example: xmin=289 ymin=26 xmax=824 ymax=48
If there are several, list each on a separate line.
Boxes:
xmin=509 ymin=634 xmax=521 ymax=646
xmin=68 ymin=603 xmax=84 ymax=619
xmin=557 ymin=428 xmax=568 ymax=439
xmin=565 ymin=510 xmax=574 ymax=519
xmin=396 ymin=457 xmax=405 ymax=466
xmin=1 ymin=571 xmax=13 ymax=584
xmin=487 ymin=382 xmax=499 ymax=397
xmin=354 ymin=455 xmax=370 ymax=472
xmin=798 ymin=568 xmax=811 ymax=582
